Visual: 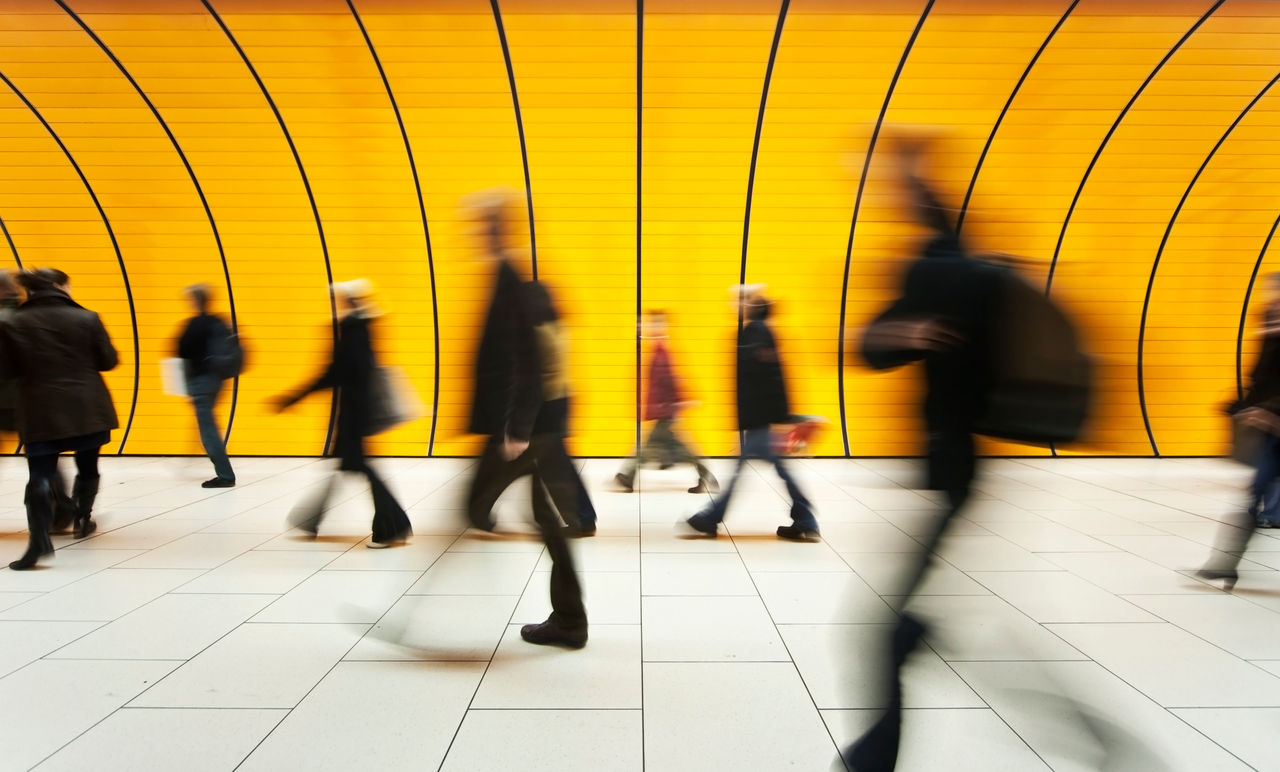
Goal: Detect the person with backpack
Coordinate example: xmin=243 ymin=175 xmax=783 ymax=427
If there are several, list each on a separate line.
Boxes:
xmin=177 ymin=283 xmax=237 ymax=488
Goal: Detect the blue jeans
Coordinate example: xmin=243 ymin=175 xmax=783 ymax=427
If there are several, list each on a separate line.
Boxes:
xmin=698 ymin=427 xmax=815 ymax=528
xmin=188 ymin=373 xmax=234 ymax=482
xmin=1252 ymin=434 xmax=1280 ymax=524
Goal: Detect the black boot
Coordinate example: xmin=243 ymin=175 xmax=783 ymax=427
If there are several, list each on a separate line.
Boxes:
xmin=11 ymin=481 xmax=55 ymax=570
xmin=49 ymin=473 xmax=75 ymax=533
xmin=71 ymin=475 xmax=100 ymax=539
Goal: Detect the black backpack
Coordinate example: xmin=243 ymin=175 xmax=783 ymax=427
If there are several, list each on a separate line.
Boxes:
xmin=207 ymin=323 xmax=245 ymax=380
xmin=973 ymin=257 xmax=1092 ymax=445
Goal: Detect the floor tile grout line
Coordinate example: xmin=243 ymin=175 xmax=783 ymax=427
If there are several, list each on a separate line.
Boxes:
xmin=433 ymin=532 xmax=547 ymax=772
xmin=231 ymin=526 xmax=474 ymax=771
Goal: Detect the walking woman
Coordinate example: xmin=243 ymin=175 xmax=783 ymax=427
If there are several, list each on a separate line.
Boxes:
xmin=273 ymin=279 xmax=412 ymax=548
xmin=4 ymin=268 xmax=119 ymax=570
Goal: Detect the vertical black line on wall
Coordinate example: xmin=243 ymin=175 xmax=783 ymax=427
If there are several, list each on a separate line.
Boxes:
xmin=491 ymin=0 xmax=537 ymax=280
xmin=1238 ymin=213 xmax=1280 ymax=400
xmin=955 ymin=0 xmax=1077 ymax=235
xmin=0 ymin=71 xmax=140 ymax=455
xmin=348 ymin=0 xmax=442 ymax=456
xmin=1044 ymin=0 xmax=1223 ymax=458
xmin=58 ymin=0 xmax=243 ymax=448
xmin=835 ymin=0 xmax=934 ymax=457
xmin=202 ymin=0 xmax=339 ymax=457
xmin=1140 ymin=72 xmax=1280 ymax=457
xmin=636 ymin=0 xmax=644 ymax=456
xmin=738 ymin=0 xmax=789 ymax=312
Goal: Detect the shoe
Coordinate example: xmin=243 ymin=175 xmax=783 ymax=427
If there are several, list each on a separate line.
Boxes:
xmin=1257 ymin=519 xmax=1278 ymax=529
xmin=614 ymin=473 xmax=633 ymax=493
xmin=776 ymin=523 xmax=821 ymax=542
xmin=468 ymin=515 xmax=497 ymax=532
xmin=1195 ymin=567 xmax=1238 ymax=591
xmin=73 ymin=519 xmax=97 ymax=539
xmin=368 ymin=530 xmax=411 ymax=549
xmin=202 ymin=477 xmax=235 ymax=489
xmin=520 ymin=619 xmax=587 ymax=649
xmin=15 ymin=481 xmax=55 ymax=569
xmin=659 ymin=463 xmax=674 ymax=470
xmin=685 ymin=512 xmax=718 ymax=537
xmin=688 ymin=478 xmax=720 ymax=494
xmin=564 ymin=524 xmax=596 ymax=539
xmin=71 ymin=476 xmax=101 ymax=540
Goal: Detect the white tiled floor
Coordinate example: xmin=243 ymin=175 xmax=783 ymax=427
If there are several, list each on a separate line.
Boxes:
xmin=0 ymin=455 xmax=1277 ymax=770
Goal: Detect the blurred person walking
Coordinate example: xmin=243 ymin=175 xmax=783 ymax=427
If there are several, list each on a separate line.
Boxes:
xmin=177 ymin=283 xmax=237 ymax=488
xmin=615 ymin=309 xmax=718 ymax=495
xmin=461 ymin=190 xmax=587 ymax=647
xmin=1200 ymin=272 xmax=1280 ymax=588
xmin=685 ymin=288 xmax=818 ymax=541
xmin=274 ymin=279 xmax=412 ymax=549
xmin=4 ymin=268 xmax=119 ymax=570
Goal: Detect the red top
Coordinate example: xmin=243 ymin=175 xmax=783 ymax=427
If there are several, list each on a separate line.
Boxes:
xmin=645 ymin=340 xmax=681 ymax=421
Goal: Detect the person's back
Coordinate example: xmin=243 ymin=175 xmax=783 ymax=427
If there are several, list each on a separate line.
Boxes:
xmin=9 ymin=286 xmax=118 ymax=443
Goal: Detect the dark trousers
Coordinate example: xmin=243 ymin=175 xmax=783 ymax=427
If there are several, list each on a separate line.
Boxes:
xmin=617 ymin=418 xmax=713 ymax=486
xmin=698 ymin=426 xmax=814 ymax=527
xmin=847 ymin=427 xmax=974 ymax=772
xmin=28 ymin=447 xmax=100 ymax=493
xmin=467 ymin=435 xmax=587 ymax=629
xmin=188 ymin=373 xmax=234 ymax=481
xmin=290 ymin=460 xmax=411 ymax=543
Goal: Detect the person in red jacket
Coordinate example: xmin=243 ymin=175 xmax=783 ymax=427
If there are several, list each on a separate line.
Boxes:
xmin=615 ymin=309 xmax=717 ymax=494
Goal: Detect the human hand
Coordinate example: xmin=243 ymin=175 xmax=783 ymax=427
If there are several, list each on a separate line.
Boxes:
xmin=1240 ymin=407 xmax=1280 ymax=434
xmin=864 ymin=318 xmax=963 ymax=352
xmin=503 ymin=436 xmax=529 ymax=460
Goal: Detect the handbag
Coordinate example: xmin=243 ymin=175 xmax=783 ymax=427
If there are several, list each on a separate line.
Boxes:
xmin=366 ymin=366 xmax=425 ymax=436
xmin=1231 ymin=414 xmax=1265 ymax=466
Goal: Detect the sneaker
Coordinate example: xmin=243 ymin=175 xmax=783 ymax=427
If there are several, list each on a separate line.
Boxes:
xmin=201 ymin=478 xmax=235 ymax=489
xmin=776 ymin=523 xmax=820 ymax=542
xmin=1258 ymin=519 xmax=1278 ymax=529
xmin=614 ymin=473 xmax=634 ymax=493
xmin=684 ymin=512 xmax=718 ymax=537
xmin=520 ymin=619 xmax=587 ymax=649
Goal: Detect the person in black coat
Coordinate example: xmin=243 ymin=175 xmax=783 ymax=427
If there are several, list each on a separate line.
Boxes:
xmin=849 ymin=143 xmax=1004 ymax=772
xmin=3 ymin=268 xmax=119 ymax=569
xmin=685 ymin=288 xmax=817 ymax=540
xmin=274 ymin=280 xmax=411 ymax=548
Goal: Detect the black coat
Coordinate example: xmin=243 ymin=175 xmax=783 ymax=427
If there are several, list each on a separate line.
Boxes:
xmin=736 ymin=319 xmax=790 ymax=431
xmin=863 ymin=255 xmax=1002 ymax=430
xmin=468 ymin=259 xmax=541 ymax=441
xmin=1 ymin=290 xmax=119 ymax=443
xmin=299 ymin=313 xmax=375 ymax=469
xmin=177 ymin=313 xmax=231 ymax=379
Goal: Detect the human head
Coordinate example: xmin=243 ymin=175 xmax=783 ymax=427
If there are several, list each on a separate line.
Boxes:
xmin=185 ymin=283 xmax=211 ymax=313
xmin=331 ymin=278 xmax=379 ymax=317
xmin=643 ymin=308 xmax=668 ymax=337
xmin=746 ymin=294 xmax=772 ymax=322
xmin=460 ymin=186 xmax=523 ymax=257
xmin=17 ymin=268 xmax=68 ymax=295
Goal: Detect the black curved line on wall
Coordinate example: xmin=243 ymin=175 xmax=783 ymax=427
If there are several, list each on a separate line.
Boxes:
xmin=1139 ymin=72 xmax=1280 ymax=456
xmin=0 ymin=215 xmax=22 ymax=269
xmin=202 ymin=0 xmax=340 ymax=457
xmin=1045 ymin=0 xmax=1223 ymax=458
xmin=57 ymin=0 xmax=243 ymax=449
xmin=955 ymin=0 xmax=1078 ymax=235
xmin=635 ymin=0 xmax=644 ymax=455
xmin=738 ymin=0 xmax=790 ymax=318
xmin=0 ymin=71 xmax=141 ymax=455
xmin=1237 ymin=212 xmax=1280 ymax=401
xmin=347 ymin=0 xmax=442 ymax=456
xmin=490 ymin=0 xmax=538 ymax=279
xmin=835 ymin=0 xmax=934 ymax=457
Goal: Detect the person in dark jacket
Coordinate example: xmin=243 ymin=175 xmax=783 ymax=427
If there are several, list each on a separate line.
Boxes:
xmin=685 ymin=288 xmax=817 ymax=540
xmin=849 ymin=143 xmax=1004 ymax=772
xmin=1198 ymin=273 xmax=1280 ymax=588
xmin=4 ymin=268 xmax=119 ymax=570
xmin=615 ymin=309 xmax=717 ymax=494
xmin=274 ymin=279 xmax=411 ymax=549
xmin=177 ymin=283 xmax=236 ymax=488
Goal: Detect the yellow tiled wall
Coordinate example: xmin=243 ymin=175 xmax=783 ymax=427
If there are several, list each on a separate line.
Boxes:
xmin=0 ymin=0 xmax=1274 ymax=457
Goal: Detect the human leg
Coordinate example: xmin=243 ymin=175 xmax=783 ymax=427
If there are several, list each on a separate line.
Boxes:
xmin=11 ymin=454 xmax=58 ymax=570
xmin=71 ymin=447 xmax=101 ymax=538
xmin=190 ymin=375 xmax=234 ymax=484
xmin=522 ymin=435 xmax=587 ymax=647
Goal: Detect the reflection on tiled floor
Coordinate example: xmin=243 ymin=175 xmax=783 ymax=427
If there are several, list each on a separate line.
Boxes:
xmin=0 ymin=455 xmax=1276 ymax=771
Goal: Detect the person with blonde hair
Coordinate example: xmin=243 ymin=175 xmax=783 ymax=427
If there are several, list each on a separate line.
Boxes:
xmin=274 ymin=279 xmax=411 ymax=548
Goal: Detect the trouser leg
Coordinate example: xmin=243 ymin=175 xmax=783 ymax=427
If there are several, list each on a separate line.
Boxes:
xmin=365 ymin=461 xmax=411 ymax=542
